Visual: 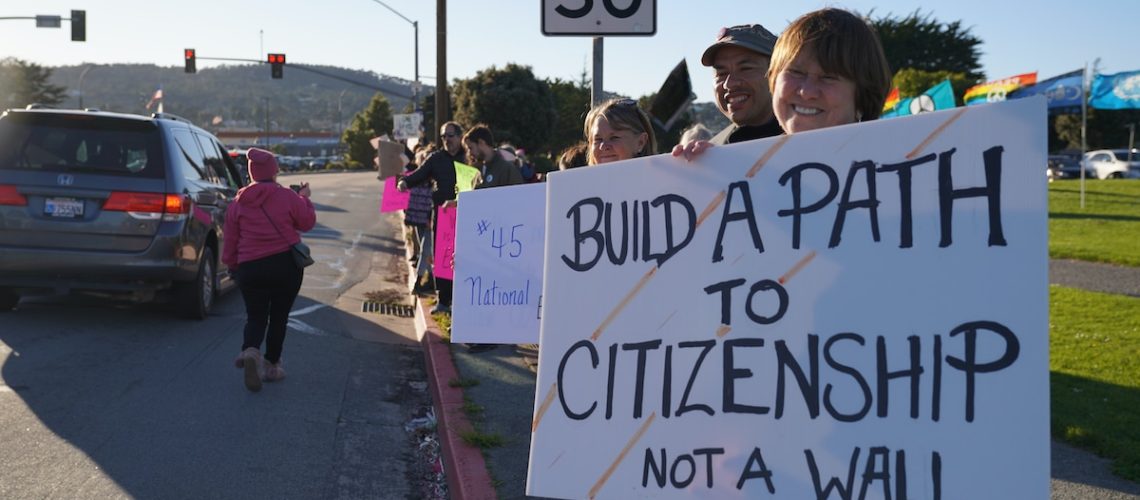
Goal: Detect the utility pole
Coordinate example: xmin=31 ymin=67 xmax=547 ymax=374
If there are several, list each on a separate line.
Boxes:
xmin=1128 ymin=123 xmax=1136 ymax=163
xmin=435 ymin=0 xmax=447 ymax=145
xmin=592 ymin=37 xmax=604 ymax=106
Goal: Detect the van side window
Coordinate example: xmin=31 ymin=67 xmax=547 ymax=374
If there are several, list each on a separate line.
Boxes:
xmin=194 ymin=132 xmax=235 ymax=187
xmin=172 ymin=129 xmax=207 ymax=182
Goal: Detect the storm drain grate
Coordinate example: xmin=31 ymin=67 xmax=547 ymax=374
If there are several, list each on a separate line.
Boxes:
xmin=362 ymin=302 xmax=416 ymax=317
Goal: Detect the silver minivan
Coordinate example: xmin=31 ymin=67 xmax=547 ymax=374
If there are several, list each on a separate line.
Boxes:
xmin=0 ymin=108 xmax=245 ymax=318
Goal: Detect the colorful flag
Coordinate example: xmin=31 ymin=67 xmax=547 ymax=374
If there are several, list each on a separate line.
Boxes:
xmin=1089 ymin=69 xmax=1140 ymax=110
xmin=1009 ymin=70 xmax=1084 ymax=110
xmin=882 ymin=87 xmax=900 ymax=114
xmin=881 ymin=80 xmax=957 ymax=119
xmin=145 ymin=87 xmax=163 ymax=110
xmin=963 ymin=72 xmax=1037 ymax=106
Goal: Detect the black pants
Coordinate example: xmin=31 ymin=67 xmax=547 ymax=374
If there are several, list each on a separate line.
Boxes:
xmin=238 ymin=250 xmax=303 ymax=364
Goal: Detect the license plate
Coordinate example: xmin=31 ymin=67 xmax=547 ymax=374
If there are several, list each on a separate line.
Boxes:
xmin=45 ymin=197 xmax=84 ymax=218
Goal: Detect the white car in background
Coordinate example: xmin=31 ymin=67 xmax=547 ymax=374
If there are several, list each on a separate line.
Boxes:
xmin=1076 ymin=149 xmax=1140 ymax=179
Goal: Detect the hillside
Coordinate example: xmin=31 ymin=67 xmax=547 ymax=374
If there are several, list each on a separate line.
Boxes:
xmin=47 ymin=63 xmax=429 ymax=134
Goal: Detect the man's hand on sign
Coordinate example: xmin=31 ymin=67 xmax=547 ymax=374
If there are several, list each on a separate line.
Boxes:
xmin=671 ymin=139 xmax=716 ymax=162
xmin=396 ymin=178 xmax=408 ymax=192
xmin=442 ymin=199 xmax=457 ymax=208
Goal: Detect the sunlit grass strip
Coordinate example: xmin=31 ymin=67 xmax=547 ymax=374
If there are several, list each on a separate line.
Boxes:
xmin=1049 ymin=180 xmax=1140 ymax=267
xmin=1049 ymin=285 xmax=1140 ymax=481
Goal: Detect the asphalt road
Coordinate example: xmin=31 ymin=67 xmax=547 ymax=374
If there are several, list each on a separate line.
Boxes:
xmin=0 ymin=172 xmax=433 ymax=499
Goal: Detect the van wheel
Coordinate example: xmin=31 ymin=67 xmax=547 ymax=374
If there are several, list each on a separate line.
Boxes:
xmin=0 ymin=289 xmax=19 ymax=311
xmin=177 ymin=247 xmax=216 ymax=320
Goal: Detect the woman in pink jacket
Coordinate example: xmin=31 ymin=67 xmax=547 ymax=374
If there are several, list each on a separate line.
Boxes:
xmin=222 ymin=148 xmax=316 ymax=392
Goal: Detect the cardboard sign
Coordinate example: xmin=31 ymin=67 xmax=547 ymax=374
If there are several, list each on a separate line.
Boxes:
xmin=380 ymin=176 xmax=410 ymax=212
xmin=528 ymin=98 xmax=1050 ymax=499
xmin=377 ymin=140 xmax=408 ymax=179
xmin=434 ymin=205 xmax=458 ymax=281
xmin=452 ymin=183 xmax=546 ymax=344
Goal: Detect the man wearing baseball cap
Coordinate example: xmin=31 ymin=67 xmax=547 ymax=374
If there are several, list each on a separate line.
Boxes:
xmin=674 ymin=24 xmax=783 ymax=158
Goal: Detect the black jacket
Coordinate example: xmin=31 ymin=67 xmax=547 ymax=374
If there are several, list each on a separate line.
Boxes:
xmin=402 ymin=148 xmax=466 ymax=207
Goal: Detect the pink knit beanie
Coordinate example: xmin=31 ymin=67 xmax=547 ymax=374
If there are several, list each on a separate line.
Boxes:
xmin=247 ymin=148 xmax=279 ymax=182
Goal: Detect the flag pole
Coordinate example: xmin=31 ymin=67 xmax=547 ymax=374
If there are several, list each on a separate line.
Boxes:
xmin=1080 ymin=62 xmax=1087 ymax=209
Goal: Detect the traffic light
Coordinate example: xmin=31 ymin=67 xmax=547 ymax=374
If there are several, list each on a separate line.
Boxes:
xmin=184 ymin=49 xmax=196 ymax=74
xmin=268 ymin=53 xmax=285 ymax=79
xmin=70 ymin=10 xmax=85 ymax=41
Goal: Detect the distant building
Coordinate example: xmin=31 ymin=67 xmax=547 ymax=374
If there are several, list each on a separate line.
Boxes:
xmin=215 ymin=130 xmax=340 ymax=157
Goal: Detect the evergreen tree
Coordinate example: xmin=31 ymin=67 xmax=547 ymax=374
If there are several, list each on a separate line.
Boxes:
xmin=0 ymin=58 xmax=67 ymax=109
xmin=452 ymin=64 xmax=557 ymax=154
xmin=547 ymin=75 xmax=591 ymax=158
xmin=869 ymin=10 xmax=984 ymax=82
xmin=342 ymin=92 xmax=394 ymax=168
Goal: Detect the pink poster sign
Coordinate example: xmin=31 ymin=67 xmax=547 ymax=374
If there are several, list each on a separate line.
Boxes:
xmin=434 ymin=205 xmax=458 ymax=280
xmin=380 ymin=176 xmax=411 ymax=212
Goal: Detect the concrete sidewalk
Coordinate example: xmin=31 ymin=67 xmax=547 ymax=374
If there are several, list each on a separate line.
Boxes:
xmin=417 ymin=259 xmax=1140 ymax=499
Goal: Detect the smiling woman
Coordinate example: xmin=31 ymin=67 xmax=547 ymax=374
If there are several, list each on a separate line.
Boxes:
xmin=583 ymin=98 xmax=657 ymax=166
xmin=767 ymin=8 xmax=892 ymax=134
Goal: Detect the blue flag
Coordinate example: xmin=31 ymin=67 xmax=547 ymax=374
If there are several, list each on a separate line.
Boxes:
xmin=1010 ymin=70 xmax=1084 ymax=110
xmin=1089 ymin=70 xmax=1140 ymax=109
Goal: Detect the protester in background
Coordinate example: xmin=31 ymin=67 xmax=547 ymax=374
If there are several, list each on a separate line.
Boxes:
xmin=400 ymin=122 xmax=466 ymax=314
xmin=223 ymin=148 xmax=316 ymax=392
xmin=498 ymin=144 xmax=542 ymax=183
xmin=464 ymin=125 xmax=525 ymax=189
xmin=558 ymin=142 xmax=589 ymax=171
xmin=673 ymin=23 xmax=782 ymax=160
xmin=409 ymin=144 xmax=438 ymax=294
xmin=583 ymin=98 xmax=657 ymax=165
xmin=402 ymin=144 xmax=433 ymax=269
xmin=768 ymin=8 xmax=892 ymax=134
xmin=678 ymin=123 xmax=714 ymax=146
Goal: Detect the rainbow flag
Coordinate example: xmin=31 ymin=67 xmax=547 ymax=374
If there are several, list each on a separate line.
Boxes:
xmin=882 ymin=87 xmax=900 ymax=114
xmin=963 ymin=72 xmax=1037 ymax=106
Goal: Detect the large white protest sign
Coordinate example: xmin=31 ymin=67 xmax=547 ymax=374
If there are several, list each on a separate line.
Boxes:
xmin=527 ymin=97 xmax=1049 ymax=499
xmin=453 ymin=182 xmax=546 ymax=344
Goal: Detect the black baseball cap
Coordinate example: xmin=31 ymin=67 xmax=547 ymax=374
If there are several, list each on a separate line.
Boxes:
xmin=700 ymin=24 xmax=778 ymax=66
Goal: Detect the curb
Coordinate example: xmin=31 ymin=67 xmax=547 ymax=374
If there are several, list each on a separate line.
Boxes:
xmin=417 ymin=299 xmax=498 ymax=500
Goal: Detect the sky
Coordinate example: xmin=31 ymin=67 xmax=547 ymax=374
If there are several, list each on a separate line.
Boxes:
xmin=2 ymin=0 xmax=1136 ymax=105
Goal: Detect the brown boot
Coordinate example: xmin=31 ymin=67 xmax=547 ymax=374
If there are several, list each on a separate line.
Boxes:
xmin=264 ymin=360 xmax=286 ymax=383
xmin=241 ymin=348 xmax=263 ymax=392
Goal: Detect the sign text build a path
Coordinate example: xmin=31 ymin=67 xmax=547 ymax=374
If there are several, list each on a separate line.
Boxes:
xmin=528 ymin=97 xmax=1049 ymax=499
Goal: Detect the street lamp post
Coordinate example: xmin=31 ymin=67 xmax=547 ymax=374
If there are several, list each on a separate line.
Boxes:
xmin=76 ymin=64 xmax=94 ymax=109
xmin=366 ymin=0 xmax=419 ymax=106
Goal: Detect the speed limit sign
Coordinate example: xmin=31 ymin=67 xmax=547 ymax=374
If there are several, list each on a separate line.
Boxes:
xmin=542 ymin=0 xmax=656 ymax=36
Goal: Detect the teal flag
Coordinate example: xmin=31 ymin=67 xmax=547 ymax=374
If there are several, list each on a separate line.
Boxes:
xmin=881 ymin=80 xmax=957 ymax=119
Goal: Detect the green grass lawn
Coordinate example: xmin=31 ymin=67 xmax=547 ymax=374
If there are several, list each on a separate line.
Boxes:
xmin=1048 ymin=181 xmax=1140 ymax=480
xmin=1049 ymin=285 xmax=1140 ymax=481
xmin=1049 ymin=180 xmax=1140 ymax=266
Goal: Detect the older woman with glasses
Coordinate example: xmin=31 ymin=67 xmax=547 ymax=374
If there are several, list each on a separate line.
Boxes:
xmin=583 ymin=98 xmax=657 ymax=165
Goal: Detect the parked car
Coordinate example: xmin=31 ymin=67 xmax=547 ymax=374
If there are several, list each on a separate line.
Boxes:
xmin=1066 ymin=149 xmax=1140 ymax=180
xmin=1048 ymin=154 xmax=1080 ymax=180
xmin=0 ymin=108 xmax=246 ymax=318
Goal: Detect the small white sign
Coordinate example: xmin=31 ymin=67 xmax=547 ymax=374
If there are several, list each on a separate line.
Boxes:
xmin=542 ymin=0 xmax=656 ymax=36
xmin=392 ymin=113 xmax=423 ymax=141
xmin=452 ymin=183 xmax=546 ymax=344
